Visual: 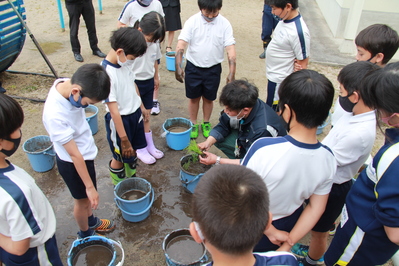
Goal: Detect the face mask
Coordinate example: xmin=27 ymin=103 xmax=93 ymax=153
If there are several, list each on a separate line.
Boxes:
xmin=272 ymin=9 xmax=287 ymax=21
xmin=201 ymin=13 xmax=217 ymax=22
xmin=338 ymin=95 xmax=356 ymax=112
xmin=226 ymin=109 xmax=244 ymax=128
xmin=279 ymin=106 xmax=291 ymax=132
xmin=138 ymin=0 xmax=152 ymax=6
xmin=381 ymin=113 xmax=399 ymax=127
xmin=69 ymin=93 xmax=88 ymax=108
xmin=1 ymin=131 xmax=21 ymax=157
xmin=117 ymin=51 xmax=135 ymax=68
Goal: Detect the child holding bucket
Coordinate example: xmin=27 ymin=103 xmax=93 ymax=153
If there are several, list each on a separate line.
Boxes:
xmin=43 ymin=64 xmax=116 ymax=238
xmin=130 ymin=11 xmax=166 ymax=165
xmin=190 ymin=165 xmax=298 ymax=265
xmin=0 ymin=93 xmax=63 ymax=265
xmin=101 ymin=27 xmax=147 ymax=185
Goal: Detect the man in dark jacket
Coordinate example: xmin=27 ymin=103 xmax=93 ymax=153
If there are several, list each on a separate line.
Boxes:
xmin=198 ymin=79 xmax=286 ymax=159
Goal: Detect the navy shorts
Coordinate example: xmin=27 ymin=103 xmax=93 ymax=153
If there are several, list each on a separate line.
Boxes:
xmin=135 ymin=78 xmax=154 ymax=110
xmin=312 ymin=180 xmax=352 ymax=232
xmin=56 ymin=155 xmax=97 ymax=199
xmin=253 ymin=206 xmax=303 ymax=252
xmin=0 ymin=234 xmax=62 ymax=266
xmin=184 ymin=60 xmax=222 ymax=101
xmin=105 ymin=109 xmax=146 ymax=163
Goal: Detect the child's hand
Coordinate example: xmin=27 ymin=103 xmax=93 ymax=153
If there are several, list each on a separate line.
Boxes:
xmin=86 ymin=187 xmax=99 ymax=210
xmin=142 ymin=108 xmax=150 ymax=122
xmin=264 ymin=225 xmax=290 ymax=246
xmin=199 ymin=151 xmax=217 ymax=165
xmin=121 ymin=137 xmax=134 ymax=158
xmin=294 ymin=59 xmax=303 ymax=72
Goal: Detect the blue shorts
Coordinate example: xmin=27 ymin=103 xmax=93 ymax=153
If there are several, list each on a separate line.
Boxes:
xmin=105 ymin=110 xmax=146 ymax=163
xmin=0 ymin=234 xmax=62 ymax=266
xmin=253 ymin=206 xmax=303 ymax=252
xmin=135 ymin=78 xmax=154 ymax=110
xmin=184 ymin=60 xmax=222 ymax=101
xmin=56 ymin=155 xmax=96 ymax=199
xmin=312 ymin=180 xmax=352 ymax=232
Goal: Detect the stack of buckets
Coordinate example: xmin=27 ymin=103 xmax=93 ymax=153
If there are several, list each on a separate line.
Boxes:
xmin=114 ymin=177 xmax=154 ymax=222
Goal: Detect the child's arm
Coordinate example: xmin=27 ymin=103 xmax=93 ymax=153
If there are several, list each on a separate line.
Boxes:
xmin=106 ymin=102 xmax=135 ymax=158
xmin=294 ymin=58 xmax=309 ymax=71
xmin=385 ymin=226 xmax=399 ymax=245
xmin=63 ymin=140 xmax=99 ymax=209
xmin=0 ymin=234 xmax=30 ymax=256
xmin=135 ymin=84 xmax=150 ymax=122
xmin=278 ymin=193 xmax=328 ymax=251
xmin=199 ymin=151 xmax=240 ymax=165
xmin=175 ymin=40 xmax=188 ymax=83
xmin=225 ymin=44 xmax=236 ymax=84
xmin=117 ymin=21 xmax=127 ymax=28
xmin=154 ymin=60 xmax=160 ymax=95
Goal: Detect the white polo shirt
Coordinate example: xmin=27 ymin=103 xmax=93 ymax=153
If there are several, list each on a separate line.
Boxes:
xmin=241 ymin=136 xmax=335 ymax=220
xmin=132 ymin=42 xmax=162 ymax=80
xmin=266 ymin=14 xmax=310 ymax=84
xmin=178 ymin=12 xmax=235 ymax=68
xmin=322 ymin=110 xmax=376 ymax=184
xmin=118 ymin=0 xmax=164 ymax=27
xmin=102 ymin=60 xmax=142 ymax=115
xmin=43 ymin=78 xmax=97 ymax=162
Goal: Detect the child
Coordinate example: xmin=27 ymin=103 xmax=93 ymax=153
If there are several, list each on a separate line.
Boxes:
xmin=43 ymin=63 xmax=114 ymax=239
xmin=175 ymin=0 xmax=236 ymax=139
xmin=191 ymin=164 xmax=298 ymax=265
xmin=117 ymin=0 xmax=165 ymax=115
xmin=131 ymin=11 xmax=166 ymax=165
xmin=0 ymin=94 xmax=62 ymax=265
xmin=265 ymin=0 xmax=310 ymax=110
xmin=101 ymin=27 xmax=147 ymax=185
xmin=324 ymin=62 xmax=399 ymax=266
xmin=331 ymin=24 xmax=399 ymax=126
xmin=200 ymin=70 xmax=336 ymax=253
xmin=291 ymin=61 xmax=380 ymax=266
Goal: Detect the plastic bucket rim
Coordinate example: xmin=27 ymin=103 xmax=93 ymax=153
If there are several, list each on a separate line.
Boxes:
xmin=22 ymin=135 xmax=53 ymax=155
xmin=67 ymin=235 xmax=117 ymax=266
xmin=180 ymin=154 xmax=206 ymax=176
xmin=113 ymin=177 xmax=152 ymax=204
xmin=162 ymin=117 xmax=193 ymax=135
xmin=85 ymin=104 xmax=99 ymax=120
xmin=115 ymin=187 xmax=154 ymax=216
xmin=162 ymin=228 xmax=207 ymax=265
xmin=179 ymin=172 xmax=204 ymax=185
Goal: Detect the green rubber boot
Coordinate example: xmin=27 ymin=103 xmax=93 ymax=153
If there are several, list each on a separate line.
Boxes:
xmin=124 ymin=157 xmax=137 ymax=178
xmin=109 ymin=161 xmax=126 ymax=186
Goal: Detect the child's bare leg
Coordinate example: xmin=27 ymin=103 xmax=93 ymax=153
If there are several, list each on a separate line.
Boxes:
xmin=308 ymin=231 xmax=328 ymax=260
xmin=144 ymin=114 xmax=151 ymax=133
xmin=189 ymin=97 xmax=201 ymax=124
xmin=74 ymin=198 xmax=91 ymax=231
xmin=110 ymin=158 xmax=123 ymax=169
xmin=202 ymin=97 xmax=213 ymax=122
xmin=168 ymin=31 xmax=175 ymax=48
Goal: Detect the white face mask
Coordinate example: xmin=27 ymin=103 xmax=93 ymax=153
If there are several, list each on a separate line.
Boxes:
xmin=117 ymin=51 xmax=135 ymax=68
xmin=226 ymin=109 xmax=244 ymax=129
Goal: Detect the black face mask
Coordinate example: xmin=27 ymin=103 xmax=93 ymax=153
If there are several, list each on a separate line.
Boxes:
xmin=339 ymin=95 xmax=356 ymax=113
xmin=1 ymin=132 xmax=21 ymax=157
xmin=279 ymin=106 xmax=291 ymax=132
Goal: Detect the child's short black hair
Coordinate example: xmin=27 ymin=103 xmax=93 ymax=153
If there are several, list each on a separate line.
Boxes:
xmin=278 ymin=69 xmax=334 ymax=128
xmin=266 ymin=0 xmax=298 ymax=9
xmin=133 ymin=11 xmax=166 ymax=43
xmin=71 ymin=64 xmax=111 ymax=102
xmin=355 ymin=24 xmax=399 ymax=65
xmin=338 ymin=61 xmax=380 ymax=96
xmin=192 ymin=165 xmax=270 ymax=255
xmin=219 ymin=80 xmax=258 ymax=111
xmin=0 ymin=93 xmax=24 ymax=139
xmin=110 ymin=27 xmax=147 ymax=58
xmin=198 ymin=0 xmax=222 ymax=12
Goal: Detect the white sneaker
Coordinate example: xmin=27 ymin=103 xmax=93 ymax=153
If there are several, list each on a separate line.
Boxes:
xmin=151 ymin=101 xmax=160 ymax=115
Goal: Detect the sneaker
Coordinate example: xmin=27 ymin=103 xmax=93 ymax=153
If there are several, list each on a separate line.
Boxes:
xmin=89 ymin=218 xmax=115 ymax=233
xmin=291 ymin=243 xmax=324 ymax=263
xmin=77 ymin=230 xmax=104 ymax=239
xmin=259 ymin=49 xmax=266 ymax=59
xmin=201 ymin=122 xmax=212 ymax=138
xmin=151 ymin=101 xmax=160 ymax=115
xmin=191 ymin=124 xmax=199 ymax=139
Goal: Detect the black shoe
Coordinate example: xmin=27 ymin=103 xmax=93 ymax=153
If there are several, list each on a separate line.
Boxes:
xmin=259 ymin=50 xmax=266 ymax=59
xmin=74 ymin=53 xmax=84 ymax=62
xmin=93 ymin=50 xmax=106 ymax=58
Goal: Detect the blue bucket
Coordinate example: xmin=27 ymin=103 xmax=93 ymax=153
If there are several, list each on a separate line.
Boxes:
xmin=67 ymin=236 xmax=125 ymax=266
xmin=114 ymin=188 xmax=154 ymax=222
xmin=163 ymin=229 xmax=207 ymax=266
xmin=165 ymin=54 xmax=184 ymax=71
xmin=163 ymin=118 xmax=192 ymax=151
xmin=179 ymin=155 xmax=211 ymax=193
xmin=114 ymin=177 xmax=152 ymax=213
xmin=85 ymin=105 xmax=99 ymax=135
xmin=22 ymin=135 xmax=55 ymax=172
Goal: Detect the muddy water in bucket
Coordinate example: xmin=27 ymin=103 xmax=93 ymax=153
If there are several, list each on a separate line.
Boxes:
xmin=167 ymin=126 xmax=190 ymax=133
xmin=72 ymin=245 xmax=113 ymax=266
xmin=121 ymin=189 xmax=146 ymax=200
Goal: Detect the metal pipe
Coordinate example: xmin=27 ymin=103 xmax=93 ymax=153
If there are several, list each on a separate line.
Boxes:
xmin=56 ymin=0 xmax=65 ymax=32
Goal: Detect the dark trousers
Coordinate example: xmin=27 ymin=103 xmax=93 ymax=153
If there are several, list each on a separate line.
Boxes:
xmin=261 ymin=4 xmax=278 ymax=42
xmin=66 ymin=0 xmax=99 ymax=53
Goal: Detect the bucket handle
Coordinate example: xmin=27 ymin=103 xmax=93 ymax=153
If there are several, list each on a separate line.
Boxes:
xmin=179 ymin=173 xmax=204 ymax=185
xmin=43 ymin=150 xmax=56 ymax=156
xmin=110 ymin=239 xmax=125 ymax=266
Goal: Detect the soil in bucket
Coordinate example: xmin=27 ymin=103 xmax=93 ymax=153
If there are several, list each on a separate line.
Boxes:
xmin=85 ymin=109 xmax=96 ymax=118
xmin=121 ymin=189 xmax=147 ymax=200
xmin=166 ymin=235 xmax=205 ymax=265
xmin=167 ymin=125 xmax=190 ymax=133
xmin=26 ymin=139 xmax=52 ymax=153
xmin=72 ymin=245 xmax=113 ymax=266
xmin=182 ymin=155 xmax=211 ymax=175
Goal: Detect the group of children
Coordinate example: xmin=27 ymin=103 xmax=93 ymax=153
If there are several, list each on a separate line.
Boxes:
xmin=1 ymin=0 xmax=399 ymax=265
